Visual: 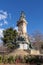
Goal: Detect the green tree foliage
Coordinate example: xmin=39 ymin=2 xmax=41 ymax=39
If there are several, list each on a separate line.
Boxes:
xmin=2 ymin=27 xmax=18 ymax=51
xmin=2 ymin=27 xmax=18 ymax=44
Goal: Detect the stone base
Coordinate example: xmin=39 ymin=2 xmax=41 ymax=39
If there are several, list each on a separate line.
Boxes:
xmin=30 ymin=49 xmax=40 ymax=55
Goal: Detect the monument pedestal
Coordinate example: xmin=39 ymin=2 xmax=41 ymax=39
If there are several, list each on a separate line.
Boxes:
xmin=30 ymin=49 xmax=40 ymax=55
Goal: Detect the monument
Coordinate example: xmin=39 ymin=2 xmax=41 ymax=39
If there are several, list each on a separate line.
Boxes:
xmin=16 ymin=11 xmax=30 ymax=50
xmin=9 ymin=11 xmax=40 ymax=56
xmin=16 ymin=11 xmax=40 ymax=55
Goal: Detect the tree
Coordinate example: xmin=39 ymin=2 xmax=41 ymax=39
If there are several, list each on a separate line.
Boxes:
xmin=2 ymin=27 xmax=18 ymax=51
xmin=32 ymin=31 xmax=43 ymax=50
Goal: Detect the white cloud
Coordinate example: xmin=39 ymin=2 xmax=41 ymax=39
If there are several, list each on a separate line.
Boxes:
xmin=0 ymin=28 xmax=4 ymax=38
xmin=0 ymin=28 xmax=4 ymax=44
xmin=0 ymin=10 xmax=8 ymax=20
xmin=0 ymin=14 xmax=7 ymax=20
xmin=0 ymin=20 xmax=8 ymax=27
xmin=14 ymin=26 xmax=18 ymax=31
xmin=0 ymin=10 xmax=11 ymax=27
xmin=4 ymin=20 xmax=8 ymax=25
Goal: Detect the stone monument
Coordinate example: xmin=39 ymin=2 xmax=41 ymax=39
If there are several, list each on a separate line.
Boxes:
xmin=16 ymin=11 xmax=30 ymax=50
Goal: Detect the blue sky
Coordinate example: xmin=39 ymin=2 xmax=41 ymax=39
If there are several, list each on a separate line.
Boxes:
xmin=0 ymin=0 xmax=43 ymax=37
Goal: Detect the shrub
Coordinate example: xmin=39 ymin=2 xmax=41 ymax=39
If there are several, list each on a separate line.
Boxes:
xmin=23 ymin=55 xmax=30 ymax=63
xmin=7 ymin=56 xmax=14 ymax=63
xmin=23 ymin=55 xmax=40 ymax=63
xmin=0 ymin=55 xmax=42 ymax=64
xmin=0 ymin=55 xmax=2 ymax=63
xmin=15 ymin=55 xmax=23 ymax=63
xmin=2 ymin=55 xmax=8 ymax=64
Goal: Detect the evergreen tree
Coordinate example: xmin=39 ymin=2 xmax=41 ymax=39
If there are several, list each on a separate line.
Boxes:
xmin=2 ymin=27 xmax=18 ymax=51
